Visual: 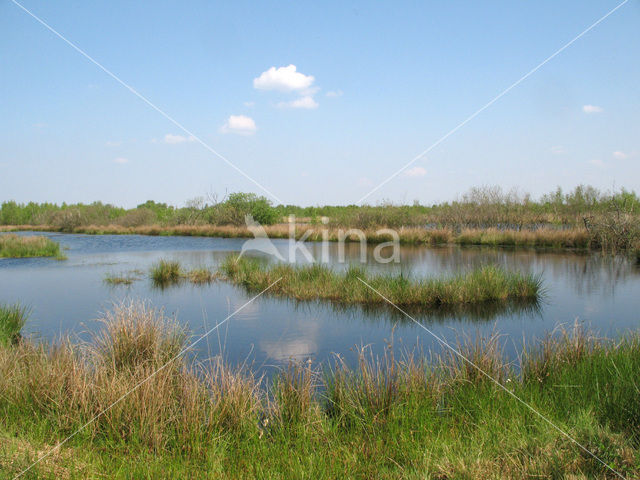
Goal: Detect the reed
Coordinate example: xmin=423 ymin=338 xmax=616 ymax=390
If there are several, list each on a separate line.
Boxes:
xmin=1 ymin=308 xmax=639 ymax=478
xmin=219 ymin=256 xmax=542 ymax=307
xmin=0 ymin=234 xmax=64 ymax=259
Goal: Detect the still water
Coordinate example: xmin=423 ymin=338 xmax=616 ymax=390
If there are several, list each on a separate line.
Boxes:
xmin=1 ymin=232 xmax=639 ymax=373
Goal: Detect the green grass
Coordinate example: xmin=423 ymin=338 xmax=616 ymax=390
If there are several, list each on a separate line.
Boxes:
xmin=0 ymin=304 xmax=639 ymax=478
xmin=150 ymin=259 xmax=183 ymax=286
xmin=0 ymin=303 xmax=28 ymax=346
xmin=219 ymin=255 xmax=542 ymax=308
xmin=150 ymin=260 xmax=217 ymax=287
xmin=0 ymin=234 xmax=64 ymax=259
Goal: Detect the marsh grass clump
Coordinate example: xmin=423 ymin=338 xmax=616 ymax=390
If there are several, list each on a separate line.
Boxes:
xmin=219 ymin=256 xmax=542 ymax=308
xmin=0 ymin=303 xmax=28 ymax=346
xmin=150 ymin=259 xmax=183 ymax=286
xmin=0 ymin=234 xmax=64 ymax=259
xmin=186 ymin=267 xmax=216 ymax=284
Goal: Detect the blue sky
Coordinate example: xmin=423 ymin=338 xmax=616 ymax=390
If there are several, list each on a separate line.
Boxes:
xmin=1 ymin=0 xmax=639 ymax=207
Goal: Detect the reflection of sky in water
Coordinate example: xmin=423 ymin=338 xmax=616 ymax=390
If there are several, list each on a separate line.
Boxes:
xmin=1 ymin=232 xmax=639 ymax=371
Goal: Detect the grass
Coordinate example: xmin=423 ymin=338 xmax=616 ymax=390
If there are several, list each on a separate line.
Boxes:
xmin=0 ymin=234 xmax=65 ymax=259
xmin=0 ymin=303 xmax=639 ymax=478
xmin=104 ymin=270 xmax=144 ymax=286
xmin=0 ymin=303 xmax=28 ymax=346
xmin=219 ymin=255 xmax=542 ymax=308
xmin=150 ymin=260 xmax=217 ymax=287
xmin=150 ymin=260 xmax=183 ymax=286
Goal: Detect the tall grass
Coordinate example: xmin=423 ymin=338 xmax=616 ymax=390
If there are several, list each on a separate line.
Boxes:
xmin=1 ymin=307 xmax=639 ymax=478
xmin=0 ymin=303 xmax=28 ymax=346
xmin=150 ymin=260 xmax=182 ymax=286
xmin=219 ymin=256 xmax=542 ymax=307
xmin=0 ymin=234 xmax=64 ymax=259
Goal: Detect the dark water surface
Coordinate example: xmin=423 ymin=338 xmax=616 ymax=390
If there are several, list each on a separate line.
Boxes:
xmin=1 ymin=232 xmax=639 ymax=373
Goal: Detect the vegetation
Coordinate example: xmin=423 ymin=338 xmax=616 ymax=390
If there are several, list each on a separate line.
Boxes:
xmin=104 ymin=271 xmax=144 ymax=286
xmin=0 ymin=302 xmax=639 ymax=478
xmin=220 ymin=256 xmax=542 ymax=307
xmin=150 ymin=260 xmax=183 ymax=286
xmin=150 ymin=260 xmax=216 ymax=287
xmin=0 ymin=303 xmax=28 ymax=346
xmin=2 ymin=185 xmax=639 ymax=254
xmin=0 ymin=234 xmax=64 ymax=259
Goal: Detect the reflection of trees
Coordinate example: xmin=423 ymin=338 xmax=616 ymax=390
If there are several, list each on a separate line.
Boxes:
xmin=274 ymin=296 xmax=543 ymax=327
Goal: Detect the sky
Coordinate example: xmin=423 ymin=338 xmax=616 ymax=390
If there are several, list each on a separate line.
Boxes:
xmin=1 ymin=0 xmax=639 ymax=208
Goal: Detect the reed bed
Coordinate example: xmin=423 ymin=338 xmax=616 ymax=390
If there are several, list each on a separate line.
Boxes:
xmin=219 ymin=256 xmax=542 ymax=307
xmin=0 ymin=234 xmax=64 ymax=259
xmin=1 ymin=302 xmax=639 ymax=478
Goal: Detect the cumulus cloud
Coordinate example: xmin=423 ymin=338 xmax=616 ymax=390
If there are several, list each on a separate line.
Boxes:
xmin=326 ymin=90 xmax=343 ymax=97
xmin=113 ymin=157 xmax=128 ymax=164
xmin=163 ymin=133 xmax=196 ymax=144
xmin=582 ymin=104 xmax=603 ymax=114
xmin=404 ymin=166 xmax=427 ymax=177
xmin=278 ymin=96 xmax=319 ymax=109
xmin=613 ymin=151 xmax=628 ymax=160
xmin=253 ymin=64 xmax=315 ymax=92
xmin=220 ymin=115 xmax=256 ymax=135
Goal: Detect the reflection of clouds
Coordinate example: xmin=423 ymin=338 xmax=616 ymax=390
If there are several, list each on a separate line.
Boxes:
xmin=260 ymin=320 xmax=320 ymax=362
xmin=260 ymin=338 xmax=317 ymax=362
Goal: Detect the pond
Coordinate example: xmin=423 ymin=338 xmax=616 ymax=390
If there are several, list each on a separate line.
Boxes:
xmin=1 ymin=232 xmax=638 ymax=374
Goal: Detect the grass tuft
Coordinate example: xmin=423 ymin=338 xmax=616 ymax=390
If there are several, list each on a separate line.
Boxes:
xmin=150 ymin=260 xmax=183 ymax=286
xmin=0 ymin=234 xmax=65 ymax=259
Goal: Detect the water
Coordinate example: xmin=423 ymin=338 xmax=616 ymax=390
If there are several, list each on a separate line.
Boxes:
xmin=1 ymin=232 xmax=639 ymax=374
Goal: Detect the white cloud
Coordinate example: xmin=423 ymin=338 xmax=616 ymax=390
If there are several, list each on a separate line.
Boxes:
xmin=550 ymin=145 xmax=567 ymax=155
xmin=105 ymin=140 xmax=122 ymax=147
xmin=404 ymin=166 xmax=427 ymax=177
xmin=220 ymin=115 xmax=256 ymax=135
xmin=582 ymin=104 xmax=603 ymax=114
xmin=253 ymin=64 xmax=315 ymax=92
xmin=113 ymin=157 xmax=128 ymax=164
xmin=163 ymin=133 xmax=196 ymax=144
xmin=243 ymin=101 xmax=255 ymax=107
xmin=612 ymin=151 xmax=628 ymax=160
xmin=277 ymin=96 xmax=319 ymax=109
xmin=326 ymin=90 xmax=343 ymax=98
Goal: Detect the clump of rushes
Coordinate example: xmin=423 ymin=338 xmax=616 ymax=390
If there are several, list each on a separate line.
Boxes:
xmin=150 ymin=260 xmax=217 ymax=287
xmin=150 ymin=259 xmax=183 ymax=286
xmin=0 ymin=303 xmax=28 ymax=346
xmin=219 ymin=256 xmax=542 ymax=307
xmin=0 ymin=234 xmax=65 ymax=259
xmin=186 ymin=268 xmax=216 ymax=284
